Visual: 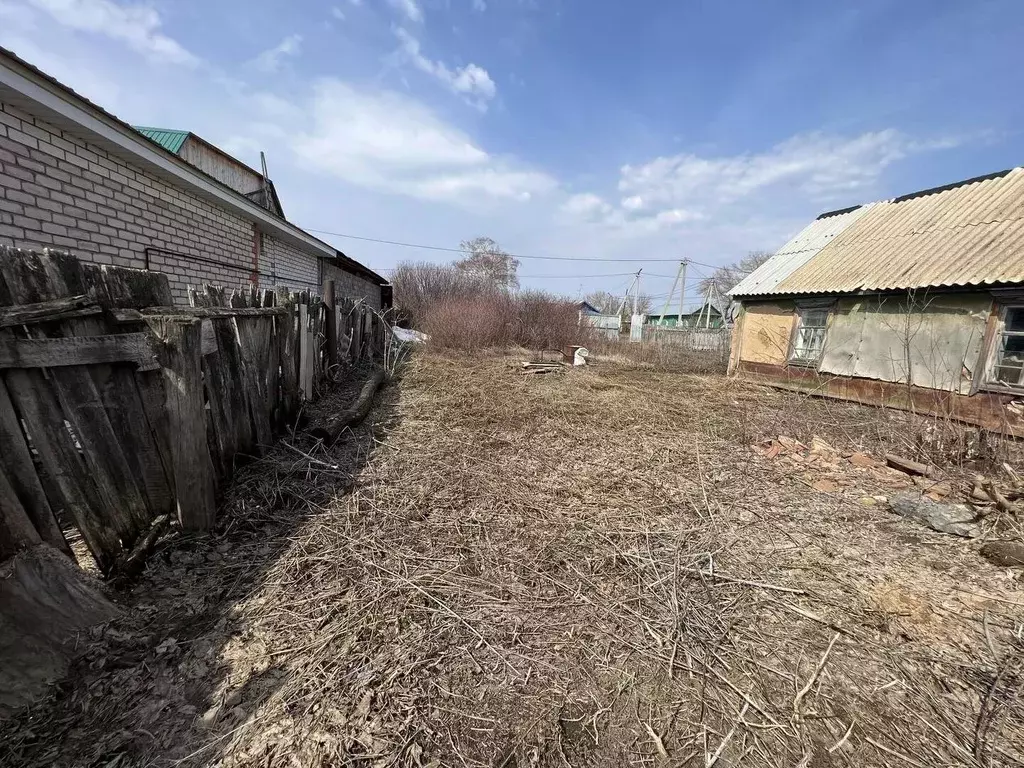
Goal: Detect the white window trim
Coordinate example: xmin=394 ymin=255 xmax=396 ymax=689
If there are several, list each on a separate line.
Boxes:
xmin=788 ymin=306 xmax=830 ymax=367
xmin=984 ymin=304 xmax=1024 ymax=391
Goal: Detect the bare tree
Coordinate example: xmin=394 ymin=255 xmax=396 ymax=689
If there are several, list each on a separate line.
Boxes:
xmin=698 ymin=250 xmax=773 ymax=299
xmin=584 ymin=290 xmax=653 ymax=317
xmin=455 ymin=237 xmax=520 ymax=290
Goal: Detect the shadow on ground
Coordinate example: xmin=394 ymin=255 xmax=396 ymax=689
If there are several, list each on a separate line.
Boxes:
xmin=0 ymin=367 xmax=403 ymax=768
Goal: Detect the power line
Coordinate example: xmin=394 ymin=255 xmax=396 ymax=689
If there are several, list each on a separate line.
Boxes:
xmin=299 ymin=225 xmax=752 ymax=272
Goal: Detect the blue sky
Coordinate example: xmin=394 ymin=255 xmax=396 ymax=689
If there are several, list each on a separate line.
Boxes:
xmin=1 ymin=0 xmax=1022 ymax=306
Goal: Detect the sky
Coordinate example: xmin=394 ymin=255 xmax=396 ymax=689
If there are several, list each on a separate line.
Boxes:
xmin=1 ymin=0 xmax=1022 ymax=308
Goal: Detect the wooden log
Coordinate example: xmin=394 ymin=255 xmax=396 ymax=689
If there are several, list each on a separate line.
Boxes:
xmin=111 ymin=513 xmax=170 ymax=582
xmin=0 ymin=544 xmax=120 ymax=717
xmin=149 ymin=317 xmax=216 ymax=531
xmin=309 ymin=369 xmax=385 ymax=444
xmin=0 ymin=294 xmax=100 ymax=328
xmin=0 ymin=333 xmax=159 ymax=370
xmin=884 ymin=453 xmax=936 ymax=478
xmin=0 ymin=380 xmax=69 ymax=555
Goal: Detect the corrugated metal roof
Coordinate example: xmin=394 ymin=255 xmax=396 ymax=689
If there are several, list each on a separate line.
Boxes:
xmin=772 ymin=167 xmax=1024 ymax=295
xmin=133 ymin=126 xmax=190 ymax=155
xmin=729 ymin=204 xmax=876 ymax=297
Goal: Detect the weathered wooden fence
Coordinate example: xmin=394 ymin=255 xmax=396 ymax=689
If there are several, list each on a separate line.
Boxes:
xmin=0 ymin=247 xmax=384 ymax=576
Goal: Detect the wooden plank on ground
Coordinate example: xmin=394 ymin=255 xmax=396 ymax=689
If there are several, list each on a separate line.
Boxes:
xmin=0 ymin=379 xmax=69 ymax=555
xmin=149 ymin=317 xmax=216 ymax=530
xmin=0 ymin=334 xmax=158 ymax=370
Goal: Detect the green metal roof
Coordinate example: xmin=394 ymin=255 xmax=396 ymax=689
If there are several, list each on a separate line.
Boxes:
xmin=133 ymin=126 xmax=190 ymax=155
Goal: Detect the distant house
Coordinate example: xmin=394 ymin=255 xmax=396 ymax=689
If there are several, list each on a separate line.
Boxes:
xmin=728 ymin=166 xmax=1024 ymax=435
xmin=577 ymin=300 xmax=602 ymax=315
xmin=0 ymin=47 xmax=388 ymax=306
xmin=577 ymin=300 xmax=621 ymax=338
xmin=647 ymin=299 xmax=725 ymax=328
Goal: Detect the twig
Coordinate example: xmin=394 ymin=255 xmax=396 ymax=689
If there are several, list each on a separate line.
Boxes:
xmin=827 ymin=720 xmax=855 ymax=754
xmin=793 ymin=633 xmax=840 ymax=720
xmin=644 ymin=722 xmax=669 ymax=759
xmin=706 ymin=703 xmax=748 ymax=767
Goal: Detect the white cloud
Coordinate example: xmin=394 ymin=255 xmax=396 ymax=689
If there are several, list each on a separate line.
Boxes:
xmin=472 ymin=0 xmax=486 ymax=10
xmin=618 ymin=130 xmax=951 ymax=212
xmin=394 ymin=28 xmax=496 ymax=110
xmin=330 ymin=6 xmax=345 ymax=20
xmin=289 ymin=79 xmax=554 ymax=205
xmin=252 ymin=33 xmax=302 ymax=72
xmin=24 ymin=0 xmax=198 ymax=66
xmin=387 ymin=0 xmax=423 ymax=23
xmin=561 ymin=193 xmax=612 ymax=220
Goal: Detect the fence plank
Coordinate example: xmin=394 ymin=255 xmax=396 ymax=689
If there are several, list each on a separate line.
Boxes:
xmin=235 ymin=315 xmax=274 ymax=450
xmin=0 ymin=295 xmax=100 ymax=328
xmin=0 ymin=380 xmax=69 ymax=555
xmin=0 ymin=333 xmax=158 ymax=370
xmin=2 ymin=366 xmax=121 ymax=571
xmin=150 ymin=317 xmax=216 ymax=530
xmin=0 ymin=251 xmax=152 ymax=548
xmin=0 ymin=462 xmax=43 ymax=559
xmin=276 ymin=287 xmax=298 ymax=424
xmin=88 ymin=266 xmax=177 ymax=525
xmin=298 ymin=303 xmax=313 ymax=401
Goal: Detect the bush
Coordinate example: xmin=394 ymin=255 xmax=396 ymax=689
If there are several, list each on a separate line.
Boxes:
xmin=421 ymin=291 xmax=584 ymax=352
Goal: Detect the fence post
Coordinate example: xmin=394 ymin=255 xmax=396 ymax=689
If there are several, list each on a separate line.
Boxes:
xmin=150 ymin=317 xmax=216 ymax=531
xmin=323 ymin=279 xmax=338 ymax=374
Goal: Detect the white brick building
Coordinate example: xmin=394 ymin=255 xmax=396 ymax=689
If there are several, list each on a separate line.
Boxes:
xmin=0 ymin=47 xmax=387 ymax=306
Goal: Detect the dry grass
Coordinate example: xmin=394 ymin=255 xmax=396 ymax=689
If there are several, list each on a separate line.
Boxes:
xmin=3 ymin=353 xmax=1023 ymax=767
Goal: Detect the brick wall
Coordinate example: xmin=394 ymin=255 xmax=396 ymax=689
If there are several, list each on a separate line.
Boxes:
xmin=322 ymin=260 xmax=382 ymax=309
xmin=0 ymin=100 xmax=324 ymax=304
xmin=260 ymin=234 xmax=321 ymax=294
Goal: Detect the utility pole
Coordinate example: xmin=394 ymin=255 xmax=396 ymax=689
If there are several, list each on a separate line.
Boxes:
xmin=678 ymin=259 xmax=688 ymax=327
xmin=658 ymin=260 xmax=685 ymax=326
xmin=617 ymin=268 xmax=643 ymax=317
xmin=632 ymin=270 xmax=640 ymax=317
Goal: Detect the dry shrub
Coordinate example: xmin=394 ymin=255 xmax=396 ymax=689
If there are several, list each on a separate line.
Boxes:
xmin=389 ymin=262 xmax=483 ymax=329
xmin=421 ymin=289 xmax=583 ymax=352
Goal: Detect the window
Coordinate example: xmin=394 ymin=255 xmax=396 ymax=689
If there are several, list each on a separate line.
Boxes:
xmin=989 ymin=307 xmax=1024 ymax=387
xmin=789 ymin=308 xmax=829 ymax=365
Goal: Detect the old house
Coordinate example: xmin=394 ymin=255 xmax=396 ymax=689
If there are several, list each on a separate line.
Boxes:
xmin=728 ymin=167 xmax=1024 ymax=434
xmin=0 ymin=47 xmax=387 ymax=306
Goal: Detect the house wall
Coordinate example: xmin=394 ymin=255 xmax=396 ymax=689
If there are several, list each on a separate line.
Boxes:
xmin=736 ymin=300 xmax=795 ymax=365
xmin=322 ymin=260 xmax=382 ymax=309
xmin=179 ymin=137 xmax=262 ymax=196
xmin=819 ymin=294 xmax=991 ymax=394
xmin=0 ymin=100 xmax=322 ymax=303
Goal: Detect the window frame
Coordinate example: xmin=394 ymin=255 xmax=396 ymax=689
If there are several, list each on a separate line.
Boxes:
xmin=984 ymin=304 xmax=1024 ymax=391
xmin=787 ymin=304 xmax=831 ymax=367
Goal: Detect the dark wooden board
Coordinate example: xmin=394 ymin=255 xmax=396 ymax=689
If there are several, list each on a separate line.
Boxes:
xmin=0 ymin=333 xmax=158 ymax=370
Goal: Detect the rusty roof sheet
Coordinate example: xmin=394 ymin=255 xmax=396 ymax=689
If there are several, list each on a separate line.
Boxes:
xmin=728 ymin=204 xmax=876 ymax=297
xmin=772 ymin=167 xmax=1024 ymax=295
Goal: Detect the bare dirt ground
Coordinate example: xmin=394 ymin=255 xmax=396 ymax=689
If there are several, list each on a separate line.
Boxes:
xmin=3 ymin=352 xmax=1023 ymax=767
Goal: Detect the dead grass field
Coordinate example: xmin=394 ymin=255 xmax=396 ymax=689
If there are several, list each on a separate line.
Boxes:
xmin=3 ymin=352 xmax=1023 ymax=767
